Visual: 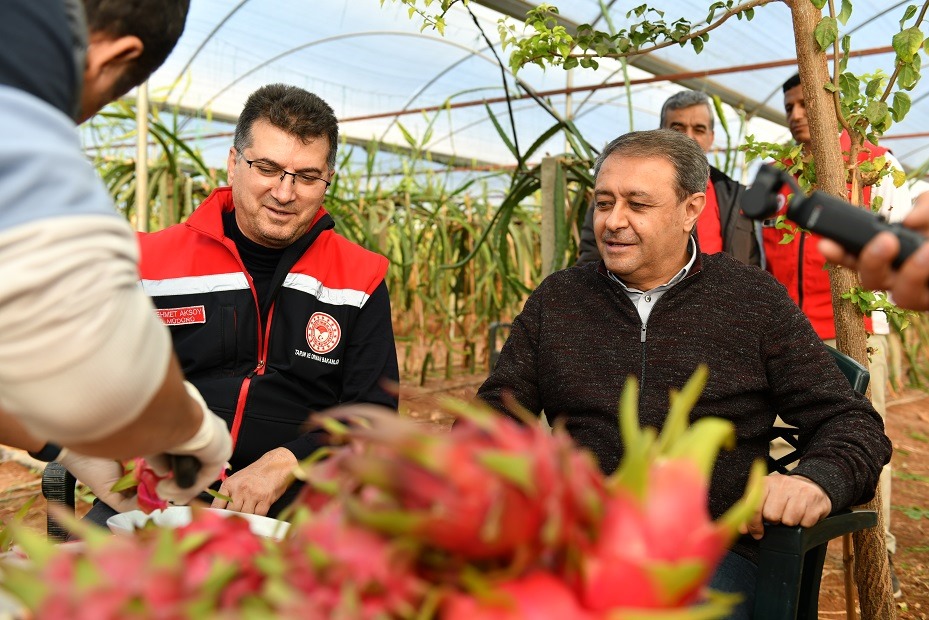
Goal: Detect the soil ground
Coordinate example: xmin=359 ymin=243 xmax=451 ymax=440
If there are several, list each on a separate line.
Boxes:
xmin=1 ymin=373 xmax=927 ymax=616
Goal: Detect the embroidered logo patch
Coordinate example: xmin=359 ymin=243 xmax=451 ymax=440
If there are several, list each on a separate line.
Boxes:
xmin=306 ymin=312 xmax=341 ymax=354
xmin=156 ymin=305 xmax=206 ymax=326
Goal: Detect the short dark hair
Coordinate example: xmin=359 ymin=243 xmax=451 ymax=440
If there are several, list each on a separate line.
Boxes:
xmin=82 ymin=0 xmax=190 ymax=97
xmin=594 ymin=129 xmax=709 ymax=200
xmin=234 ymin=84 xmax=340 ymax=170
xmin=659 ymin=90 xmax=715 ymax=131
xmin=782 ymin=72 xmax=801 ymax=94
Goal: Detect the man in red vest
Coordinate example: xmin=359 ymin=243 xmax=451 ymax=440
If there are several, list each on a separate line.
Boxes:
xmin=578 ymin=90 xmax=760 ymax=267
xmin=764 ymin=72 xmax=911 ymax=598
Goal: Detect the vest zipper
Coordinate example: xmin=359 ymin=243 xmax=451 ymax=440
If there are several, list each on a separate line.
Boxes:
xmin=228 ymin=304 xmax=275 ymax=455
xmin=640 ymin=321 xmax=647 ymax=391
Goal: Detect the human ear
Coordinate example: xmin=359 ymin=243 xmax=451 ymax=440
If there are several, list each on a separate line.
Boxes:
xmin=227 ymin=148 xmax=238 ymax=184
xmin=683 ymin=193 xmax=706 ymax=231
xmin=82 ymin=35 xmax=143 ymax=104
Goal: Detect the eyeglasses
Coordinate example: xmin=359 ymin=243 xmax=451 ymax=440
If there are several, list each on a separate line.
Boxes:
xmin=239 ymin=154 xmax=331 ymax=189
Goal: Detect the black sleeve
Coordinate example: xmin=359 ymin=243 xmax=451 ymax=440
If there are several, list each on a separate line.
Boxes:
xmin=576 ymin=200 xmax=601 ymax=266
xmin=476 ymin=286 xmax=544 ymax=420
xmin=761 ymin=288 xmax=891 ymax=510
xmin=714 ymin=171 xmax=762 ymax=267
xmin=0 ymin=0 xmax=84 ymax=119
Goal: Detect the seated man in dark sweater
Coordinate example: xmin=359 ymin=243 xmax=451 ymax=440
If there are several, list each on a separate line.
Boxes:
xmin=477 ymin=129 xmax=890 ymax=619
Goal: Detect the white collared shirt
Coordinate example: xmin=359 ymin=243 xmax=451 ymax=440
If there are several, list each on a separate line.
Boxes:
xmin=608 ymin=236 xmax=698 ymax=325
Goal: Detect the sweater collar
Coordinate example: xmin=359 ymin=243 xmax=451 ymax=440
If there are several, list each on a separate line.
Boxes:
xmin=601 ymin=235 xmax=701 ymax=291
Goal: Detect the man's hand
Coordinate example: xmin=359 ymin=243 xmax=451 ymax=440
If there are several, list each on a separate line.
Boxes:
xmin=741 ymin=473 xmax=832 ymax=540
xmin=819 ymin=194 xmax=929 ymax=311
xmin=147 ymin=382 xmax=233 ymax=505
xmin=57 ymin=451 xmax=139 ymax=513
xmin=210 ymin=447 xmax=298 ymax=516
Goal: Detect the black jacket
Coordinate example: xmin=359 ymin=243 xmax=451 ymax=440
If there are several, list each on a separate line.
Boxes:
xmin=139 ymin=188 xmax=399 ymax=512
xmin=578 ymin=166 xmax=761 ymax=267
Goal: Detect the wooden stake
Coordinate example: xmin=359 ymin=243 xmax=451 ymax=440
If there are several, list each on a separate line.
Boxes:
xmin=843 ymin=533 xmax=858 ymax=620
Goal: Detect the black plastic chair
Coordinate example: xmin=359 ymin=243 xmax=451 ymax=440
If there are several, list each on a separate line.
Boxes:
xmin=487 ymin=323 xmax=878 ymax=620
xmin=753 ymin=344 xmax=876 ymax=620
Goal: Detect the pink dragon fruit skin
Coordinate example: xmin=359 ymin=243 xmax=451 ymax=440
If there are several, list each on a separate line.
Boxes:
xmin=176 ymin=510 xmax=267 ymax=601
xmin=283 ymin=507 xmax=426 ymax=619
xmin=133 ymin=458 xmax=169 ymax=514
xmin=442 ymin=571 xmax=595 ymax=620
xmin=575 ymin=459 xmax=729 ymax=610
xmin=339 ymin=411 xmax=605 ymax=562
xmin=387 ymin=433 xmax=549 ymax=559
xmin=36 ymin=538 xmax=161 ymax=619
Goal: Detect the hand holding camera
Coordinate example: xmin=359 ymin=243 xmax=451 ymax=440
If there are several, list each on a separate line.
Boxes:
xmin=745 ymin=164 xmax=929 ymax=310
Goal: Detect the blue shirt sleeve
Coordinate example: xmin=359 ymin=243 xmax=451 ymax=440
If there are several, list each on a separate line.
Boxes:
xmin=0 ymin=86 xmax=118 ymax=231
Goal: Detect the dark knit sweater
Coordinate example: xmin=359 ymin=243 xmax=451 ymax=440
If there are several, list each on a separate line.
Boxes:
xmin=477 ymin=253 xmax=890 ymax=562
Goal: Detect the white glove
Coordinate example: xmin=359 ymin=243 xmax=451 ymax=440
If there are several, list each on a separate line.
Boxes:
xmin=57 ymin=450 xmax=139 ymax=513
xmin=145 ymin=382 xmax=233 ymax=506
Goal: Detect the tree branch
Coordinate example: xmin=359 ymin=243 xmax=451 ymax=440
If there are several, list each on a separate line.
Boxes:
xmin=557 ymin=0 xmax=779 ymax=64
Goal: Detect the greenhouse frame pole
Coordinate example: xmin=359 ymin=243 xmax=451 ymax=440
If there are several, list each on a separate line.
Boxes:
xmin=135 ymin=82 xmax=150 ymax=233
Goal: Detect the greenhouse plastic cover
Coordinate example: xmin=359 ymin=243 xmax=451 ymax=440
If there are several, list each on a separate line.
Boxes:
xmin=138 ymin=0 xmax=929 ymax=182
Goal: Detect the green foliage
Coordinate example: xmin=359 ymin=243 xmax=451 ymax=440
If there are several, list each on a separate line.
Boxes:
xmin=325 ymin=138 xmax=544 ymax=380
xmin=814 ymin=16 xmax=838 ymax=50
xmin=894 ymin=471 xmax=929 ymax=483
xmin=382 ymin=0 xmax=466 ymax=35
xmin=893 ymin=310 xmax=929 ymax=390
xmin=842 ymin=287 xmax=916 ymax=331
xmin=810 ymin=5 xmax=929 ymax=145
xmin=895 ymin=505 xmax=929 ymax=520
xmin=495 ymin=1 xmax=764 ymax=74
xmin=85 ymin=97 xmax=222 ymax=230
xmin=710 ymin=94 xmax=748 ymax=177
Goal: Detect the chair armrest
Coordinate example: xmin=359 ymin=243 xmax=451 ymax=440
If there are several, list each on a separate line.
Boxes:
xmin=753 ymin=510 xmax=877 ymax=620
xmin=759 ymin=509 xmax=877 ymax=555
xmin=40 ymin=461 xmax=77 ymax=543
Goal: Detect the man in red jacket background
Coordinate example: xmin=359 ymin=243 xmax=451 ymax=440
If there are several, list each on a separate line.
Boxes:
xmin=763 ymin=72 xmax=911 ymax=598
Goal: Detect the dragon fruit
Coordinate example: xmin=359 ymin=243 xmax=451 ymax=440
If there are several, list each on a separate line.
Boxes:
xmin=309 ymin=402 xmax=605 ymax=563
xmin=278 ymin=506 xmax=426 ymax=619
xmin=109 ymin=458 xmax=169 ymax=514
xmin=0 ymin=366 xmax=762 ymax=620
xmin=572 ymin=367 xmax=764 ymax=611
xmin=442 ymin=571 xmax=594 ymax=620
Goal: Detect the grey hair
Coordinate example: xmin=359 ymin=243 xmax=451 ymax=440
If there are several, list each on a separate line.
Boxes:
xmin=659 ymin=90 xmax=715 ymax=131
xmin=594 ymin=129 xmax=710 ymax=201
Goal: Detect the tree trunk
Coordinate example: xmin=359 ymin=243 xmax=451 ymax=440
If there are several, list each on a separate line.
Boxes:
xmin=787 ymin=1 xmax=895 ymax=618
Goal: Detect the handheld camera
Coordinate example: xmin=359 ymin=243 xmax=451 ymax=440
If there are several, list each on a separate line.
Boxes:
xmin=743 ymin=164 xmax=925 ymax=269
